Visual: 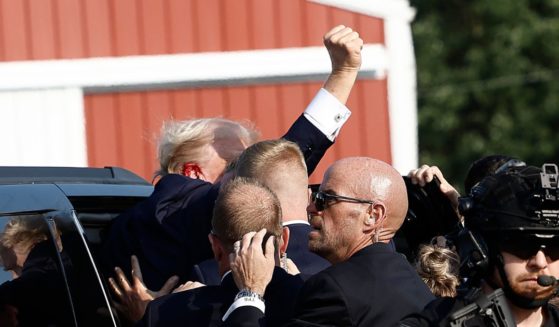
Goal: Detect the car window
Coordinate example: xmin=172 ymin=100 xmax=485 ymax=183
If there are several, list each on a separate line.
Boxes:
xmin=0 ymin=213 xmax=76 ymax=326
xmin=0 ymin=212 xmax=119 ymax=327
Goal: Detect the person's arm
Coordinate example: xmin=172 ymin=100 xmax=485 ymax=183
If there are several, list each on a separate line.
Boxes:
xmin=284 ymin=25 xmax=363 ymax=174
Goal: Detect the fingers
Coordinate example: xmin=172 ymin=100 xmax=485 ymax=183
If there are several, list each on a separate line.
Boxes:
xmin=157 ymin=275 xmax=180 ymax=296
xmin=108 ymin=277 xmax=123 ymax=299
xmin=264 ymin=232 xmax=275 ymax=259
xmin=249 ymin=229 xmax=267 ymax=252
xmin=114 ymin=267 xmax=132 ymax=293
xmin=323 ymin=25 xmax=346 ymax=41
xmin=240 ymin=231 xmax=257 ymax=253
xmin=130 ymin=255 xmax=144 ymax=284
xmin=408 ymin=164 xmax=441 ymax=186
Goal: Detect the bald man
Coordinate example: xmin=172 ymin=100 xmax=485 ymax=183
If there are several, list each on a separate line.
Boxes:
xmin=223 ymin=157 xmax=435 ymax=326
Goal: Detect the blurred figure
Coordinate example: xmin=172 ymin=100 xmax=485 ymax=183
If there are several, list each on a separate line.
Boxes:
xmin=0 ymin=215 xmax=72 ymax=327
xmin=0 ymin=215 xmax=53 ymax=279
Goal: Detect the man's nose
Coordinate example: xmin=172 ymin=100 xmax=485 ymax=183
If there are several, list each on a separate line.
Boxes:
xmin=528 ymin=250 xmax=548 ymax=269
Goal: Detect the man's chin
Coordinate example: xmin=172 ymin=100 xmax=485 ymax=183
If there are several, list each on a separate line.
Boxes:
xmin=512 ymin=284 xmax=556 ymax=302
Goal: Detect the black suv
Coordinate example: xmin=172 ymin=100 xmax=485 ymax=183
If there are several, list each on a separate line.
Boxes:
xmin=0 ymin=167 xmax=153 ymax=327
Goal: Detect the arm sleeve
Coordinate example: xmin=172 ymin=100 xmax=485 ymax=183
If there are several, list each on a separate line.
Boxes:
xmin=282 ymin=88 xmax=352 ymax=176
xmin=303 ymin=88 xmax=351 ymax=142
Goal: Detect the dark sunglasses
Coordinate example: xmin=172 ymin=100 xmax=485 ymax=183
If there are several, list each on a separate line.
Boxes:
xmin=500 ymin=239 xmax=559 ymax=261
xmin=310 ymin=191 xmax=374 ymax=211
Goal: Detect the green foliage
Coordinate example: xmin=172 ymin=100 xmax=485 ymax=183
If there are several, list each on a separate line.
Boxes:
xmin=410 ymin=0 xmax=559 ymax=193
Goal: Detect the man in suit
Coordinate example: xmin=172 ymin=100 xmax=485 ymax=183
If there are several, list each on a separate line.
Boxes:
xmin=224 ymin=157 xmax=435 ymax=326
xmin=103 ymin=24 xmax=363 ymax=292
xmin=190 ymin=139 xmax=330 ymax=285
xmin=138 ymin=177 xmax=304 ymax=327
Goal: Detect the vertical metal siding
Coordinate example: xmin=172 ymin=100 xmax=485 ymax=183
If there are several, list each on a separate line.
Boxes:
xmin=0 ymin=0 xmax=389 ymax=183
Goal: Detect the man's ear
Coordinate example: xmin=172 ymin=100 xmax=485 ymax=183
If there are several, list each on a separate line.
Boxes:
xmin=364 ymin=203 xmax=386 ymax=232
xmin=208 ymin=233 xmax=224 ymax=261
xmin=279 ymin=226 xmax=290 ymax=255
xmin=182 ymin=163 xmax=204 ymax=179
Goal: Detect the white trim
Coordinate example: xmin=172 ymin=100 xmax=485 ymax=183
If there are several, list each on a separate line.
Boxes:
xmin=311 ymin=0 xmax=418 ymax=173
xmin=309 ymin=0 xmax=415 ymax=22
xmin=384 ymin=18 xmax=418 ymax=174
xmin=0 ymin=45 xmax=386 ymax=93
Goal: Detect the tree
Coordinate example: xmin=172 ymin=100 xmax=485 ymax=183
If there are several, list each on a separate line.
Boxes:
xmin=410 ymin=0 xmax=559 ymax=192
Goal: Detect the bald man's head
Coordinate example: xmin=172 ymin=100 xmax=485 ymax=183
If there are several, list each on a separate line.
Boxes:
xmin=328 ymin=157 xmax=408 ymax=232
xmin=307 ymin=157 xmax=407 ymax=263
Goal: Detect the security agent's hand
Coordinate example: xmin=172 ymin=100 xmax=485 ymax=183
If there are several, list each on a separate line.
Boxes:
xmin=407 ymin=165 xmax=460 ymax=211
xmin=323 ymin=25 xmax=363 ymax=104
xmin=108 ymin=255 xmax=179 ymax=323
xmin=229 ymin=229 xmax=275 ymax=296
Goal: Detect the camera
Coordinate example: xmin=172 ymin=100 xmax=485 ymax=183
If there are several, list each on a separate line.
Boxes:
xmin=396 ymin=176 xmax=461 ymax=261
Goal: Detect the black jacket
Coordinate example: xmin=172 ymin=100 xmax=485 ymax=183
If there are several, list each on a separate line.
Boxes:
xmin=224 ymin=243 xmax=435 ymax=327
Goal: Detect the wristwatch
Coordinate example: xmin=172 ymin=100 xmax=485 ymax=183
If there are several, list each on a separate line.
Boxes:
xmin=235 ymin=289 xmax=265 ymax=302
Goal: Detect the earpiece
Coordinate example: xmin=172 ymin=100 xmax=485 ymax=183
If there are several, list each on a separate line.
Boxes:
xmin=367 ymin=215 xmax=376 ymax=225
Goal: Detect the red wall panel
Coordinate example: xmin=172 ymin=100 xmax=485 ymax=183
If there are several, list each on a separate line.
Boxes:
xmin=0 ymin=0 xmax=384 ymax=59
xmin=0 ymin=0 xmax=30 ymax=61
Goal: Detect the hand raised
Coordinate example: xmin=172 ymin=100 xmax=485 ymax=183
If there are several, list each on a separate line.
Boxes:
xmin=324 ymin=25 xmax=363 ymax=74
xmin=108 ymin=255 xmax=179 ymax=323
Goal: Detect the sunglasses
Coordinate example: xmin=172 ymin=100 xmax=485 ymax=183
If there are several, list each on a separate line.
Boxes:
xmin=310 ymin=191 xmax=374 ymax=211
xmin=500 ymin=239 xmax=559 ymax=261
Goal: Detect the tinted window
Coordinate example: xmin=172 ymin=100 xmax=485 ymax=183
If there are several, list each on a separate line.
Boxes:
xmin=0 ymin=213 xmax=75 ymax=326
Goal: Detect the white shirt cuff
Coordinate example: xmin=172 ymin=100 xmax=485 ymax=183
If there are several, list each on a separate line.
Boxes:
xmin=222 ymin=296 xmax=266 ymax=321
xmin=303 ymin=88 xmax=351 ymax=141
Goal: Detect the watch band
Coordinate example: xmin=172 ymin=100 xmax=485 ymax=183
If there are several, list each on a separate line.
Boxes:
xmin=234 ymin=289 xmax=265 ymax=302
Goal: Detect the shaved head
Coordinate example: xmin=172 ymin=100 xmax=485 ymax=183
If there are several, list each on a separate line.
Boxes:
xmin=326 ymin=157 xmax=408 ymax=235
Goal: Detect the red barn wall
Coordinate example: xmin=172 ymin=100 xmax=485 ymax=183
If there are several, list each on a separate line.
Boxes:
xmin=0 ymin=0 xmax=390 ymax=183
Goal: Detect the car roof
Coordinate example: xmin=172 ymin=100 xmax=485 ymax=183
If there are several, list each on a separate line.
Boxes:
xmin=0 ymin=166 xmax=151 ymax=186
xmin=0 ymin=167 xmax=153 ymax=214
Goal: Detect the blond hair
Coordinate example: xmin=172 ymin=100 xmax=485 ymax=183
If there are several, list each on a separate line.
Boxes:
xmin=156 ymin=118 xmax=260 ymax=177
xmin=235 ymin=139 xmax=306 ymax=180
xmin=416 ymin=244 xmax=460 ymax=297
xmin=1 ymin=215 xmax=50 ymax=254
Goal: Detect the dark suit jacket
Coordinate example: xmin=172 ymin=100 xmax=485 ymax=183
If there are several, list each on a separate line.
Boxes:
xmin=224 ymin=243 xmax=435 ymax=327
xmin=190 ymin=223 xmax=331 ymax=285
xmin=103 ymin=115 xmax=333 ymax=290
xmin=138 ymin=267 xmax=304 ymax=327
